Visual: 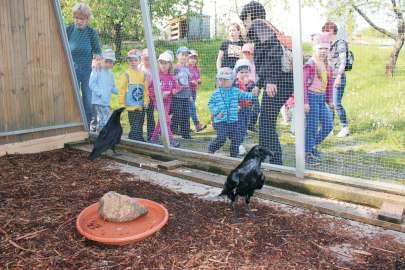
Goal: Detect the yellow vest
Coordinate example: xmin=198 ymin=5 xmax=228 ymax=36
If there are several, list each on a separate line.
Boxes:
xmin=119 ymin=69 xmax=149 ymax=111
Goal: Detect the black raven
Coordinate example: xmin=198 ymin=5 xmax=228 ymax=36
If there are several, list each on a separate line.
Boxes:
xmin=220 ymin=145 xmax=272 ymax=221
xmin=88 ymin=107 xmax=125 ymax=160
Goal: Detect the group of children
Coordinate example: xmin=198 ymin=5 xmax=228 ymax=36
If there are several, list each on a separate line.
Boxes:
xmin=88 ymin=46 xmax=205 ymax=148
xmin=211 ymin=22 xmax=336 ymax=163
xmin=88 ymin=23 xmax=336 ymax=164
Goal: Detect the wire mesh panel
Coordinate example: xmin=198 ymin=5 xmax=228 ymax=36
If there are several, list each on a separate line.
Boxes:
xmin=59 ymin=0 xmax=404 ymax=183
xmin=141 ymin=0 xmax=298 ymax=169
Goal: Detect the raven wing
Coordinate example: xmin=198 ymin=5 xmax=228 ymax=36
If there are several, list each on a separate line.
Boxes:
xmin=88 ymin=124 xmax=118 ymax=160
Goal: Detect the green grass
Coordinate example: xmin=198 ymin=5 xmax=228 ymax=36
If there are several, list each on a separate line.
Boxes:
xmin=109 ymin=39 xmax=405 ymax=180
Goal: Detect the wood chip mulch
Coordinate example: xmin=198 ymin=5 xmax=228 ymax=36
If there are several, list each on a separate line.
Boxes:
xmin=0 ymin=149 xmax=404 ymax=269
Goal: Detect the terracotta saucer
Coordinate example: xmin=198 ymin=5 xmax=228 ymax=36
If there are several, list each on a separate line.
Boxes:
xmin=76 ymin=198 xmax=168 ymax=245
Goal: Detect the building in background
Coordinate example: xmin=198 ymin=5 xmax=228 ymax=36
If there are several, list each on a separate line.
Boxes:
xmin=164 ymin=15 xmax=210 ymax=41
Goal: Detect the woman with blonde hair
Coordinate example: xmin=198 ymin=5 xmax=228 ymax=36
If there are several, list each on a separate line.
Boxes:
xmin=216 ymin=23 xmax=245 ymax=70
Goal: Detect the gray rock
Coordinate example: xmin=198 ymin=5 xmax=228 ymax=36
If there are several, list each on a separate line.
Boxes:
xmin=98 ymin=191 xmax=148 ymax=222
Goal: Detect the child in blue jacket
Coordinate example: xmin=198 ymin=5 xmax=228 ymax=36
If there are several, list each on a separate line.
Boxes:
xmin=89 ymin=49 xmax=118 ymax=132
xmin=208 ymin=67 xmax=258 ymax=157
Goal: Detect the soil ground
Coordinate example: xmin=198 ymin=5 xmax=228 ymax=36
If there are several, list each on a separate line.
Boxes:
xmin=0 ymin=149 xmax=404 ymax=269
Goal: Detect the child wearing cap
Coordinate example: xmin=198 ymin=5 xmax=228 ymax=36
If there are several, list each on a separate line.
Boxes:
xmin=241 ymin=43 xmax=260 ymax=133
xmin=303 ymin=33 xmax=334 ymax=165
xmin=149 ymin=51 xmax=180 ymax=147
xmin=139 ymin=48 xmax=156 ymax=141
xmin=208 ymin=67 xmax=259 ymax=157
xmin=188 ymin=49 xmax=206 ymax=132
xmin=119 ymin=49 xmax=149 ymax=141
xmin=241 ymin=43 xmax=257 ymax=82
xmin=233 ymin=59 xmax=258 ymax=155
xmin=89 ymin=49 xmax=118 ymax=132
xmin=171 ymin=47 xmax=192 ymax=139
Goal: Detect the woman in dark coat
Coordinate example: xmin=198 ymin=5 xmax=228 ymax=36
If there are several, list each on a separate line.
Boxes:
xmin=240 ymin=1 xmax=293 ymax=165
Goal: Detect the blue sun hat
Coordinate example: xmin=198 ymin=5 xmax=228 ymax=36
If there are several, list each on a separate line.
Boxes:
xmin=233 ymin=59 xmax=251 ymax=73
xmin=176 ymin=46 xmax=190 ymax=55
xmin=216 ymin=67 xmax=235 ymax=80
xmin=102 ymin=49 xmax=116 ymax=62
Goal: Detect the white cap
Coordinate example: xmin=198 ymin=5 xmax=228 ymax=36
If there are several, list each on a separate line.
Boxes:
xmin=158 ymin=51 xmax=174 ymax=62
xmin=189 ymin=49 xmax=198 ymax=57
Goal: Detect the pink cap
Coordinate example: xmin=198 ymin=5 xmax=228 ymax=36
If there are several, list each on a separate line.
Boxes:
xmin=127 ymin=49 xmax=142 ymax=59
xmin=311 ymin=33 xmax=332 ymax=49
xmin=242 ymin=43 xmax=254 ymax=53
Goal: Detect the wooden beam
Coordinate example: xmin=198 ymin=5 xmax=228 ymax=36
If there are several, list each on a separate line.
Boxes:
xmin=378 ymin=202 xmax=404 ymax=224
xmin=157 ymin=160 xmax=185 ymax=170
xmin=0 ymin=131 xmax=87 ymax=156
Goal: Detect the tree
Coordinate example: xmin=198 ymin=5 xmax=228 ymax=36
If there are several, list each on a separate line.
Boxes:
xmin=323 ymin=0 xmax=404 ymax=77
xmin=60 ymin=0 xmax=182 ymax=61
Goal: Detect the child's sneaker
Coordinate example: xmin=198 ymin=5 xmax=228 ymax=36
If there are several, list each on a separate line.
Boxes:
xmin=89 ymin=123 xmax=97 ymax=133
xmin=248 ymin=126 xmax=257 ymax=133
xmin=239 ymin=145 xmax=247 ymax=155
xmin=195 ymin=123 xmax=207 ymax=132
xmin=305 ymin=153 xmax=321 ymax=166
xmin=337 ymin=127 xmax=349 ymax=138
xmin=312 ymin=148 xmax=321 ymax=159
xmin=170 ymin=139 xmax=180 ymax=148
xmin=149 ymin=138 xmax=160 ymax=145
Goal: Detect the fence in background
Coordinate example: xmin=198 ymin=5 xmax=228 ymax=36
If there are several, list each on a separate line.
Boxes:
xmin=55 ymin=0 xmax=404 ymax=183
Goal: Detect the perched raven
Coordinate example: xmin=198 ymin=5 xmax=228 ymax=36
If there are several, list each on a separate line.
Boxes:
xmin=220 ymin=145 xmax=272 ymax=221
xmin=88 ymin=107 xmax=125 ymax=160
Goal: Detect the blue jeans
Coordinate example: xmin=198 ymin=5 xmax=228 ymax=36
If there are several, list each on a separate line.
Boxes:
xmin=209 ymin=122 xmax=239 ymax=157
xmin=189 ymin=91 xmax=200 ymax=127
xmin=74 ymin=63 xmax=92 ymax=125
xmin=237 ymin=107 xmax=251 ymax=145
xmin=333 ymin=73 xmax=348 ymax=127
xmin=305 ymin=91 xmax=333 ymax=154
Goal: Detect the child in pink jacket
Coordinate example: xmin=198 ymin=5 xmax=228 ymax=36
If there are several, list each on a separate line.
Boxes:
xmin=149 ymin=51 xmax=180 ymax=147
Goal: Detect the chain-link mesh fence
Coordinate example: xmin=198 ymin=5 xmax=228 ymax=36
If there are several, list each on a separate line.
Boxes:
xmin=59 ymin=0 xmax=405 ymax=183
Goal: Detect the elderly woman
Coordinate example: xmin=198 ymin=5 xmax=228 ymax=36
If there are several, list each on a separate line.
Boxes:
xmin=66 ymin=3 xmax=101 ymax=126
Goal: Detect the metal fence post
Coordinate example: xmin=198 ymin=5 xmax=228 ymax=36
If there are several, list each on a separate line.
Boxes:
xmin=292 ymin=0 xmax=305 ymax=178
xmin=140 ymin=0 xmax=170 ymax=152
